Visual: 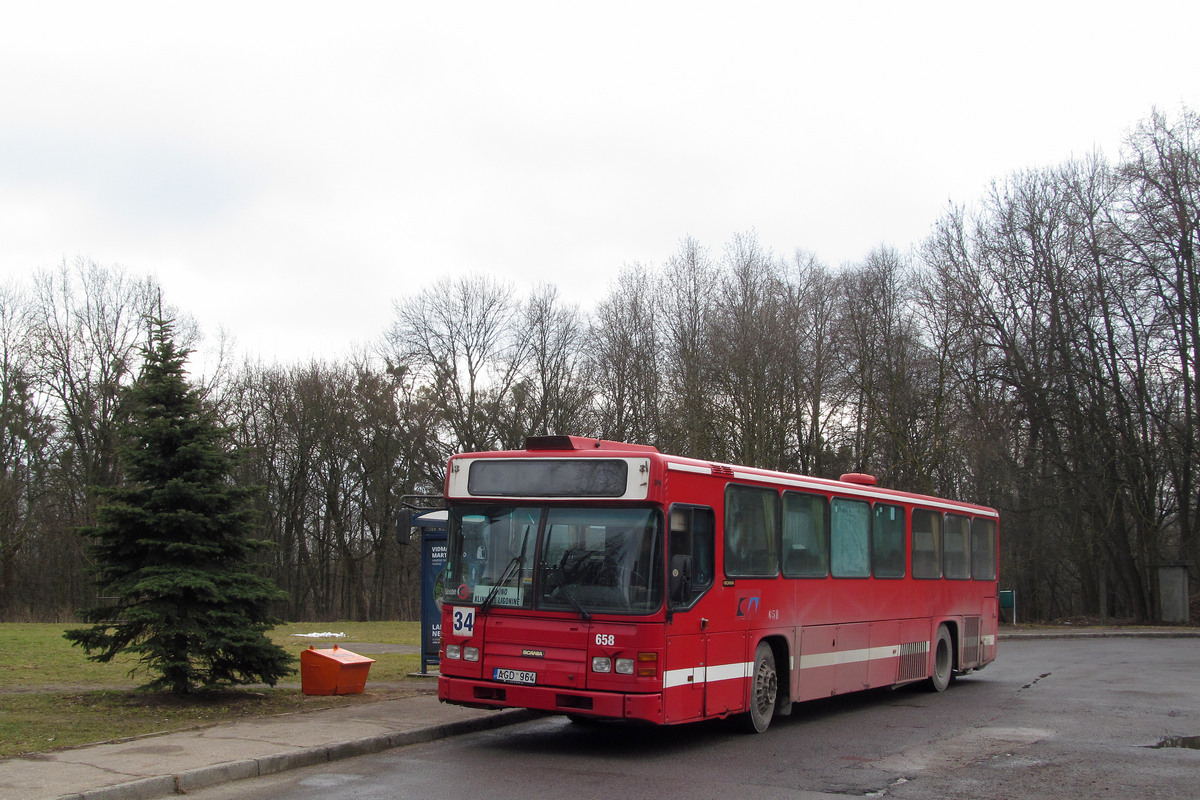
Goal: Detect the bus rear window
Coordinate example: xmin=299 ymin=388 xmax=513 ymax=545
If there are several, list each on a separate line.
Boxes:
xmin=468 ymin=459 xmax=628 ymax=497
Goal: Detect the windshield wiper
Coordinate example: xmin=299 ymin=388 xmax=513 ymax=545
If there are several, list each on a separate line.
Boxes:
xmin=557 ymin=583 xmax=592 ymax=622
xmin=480 ymin=522 xmax=534 ymax=615
xmin=480 ymin=556 xmax=521 ymax=615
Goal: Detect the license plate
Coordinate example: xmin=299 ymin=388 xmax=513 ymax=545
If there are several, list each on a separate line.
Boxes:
xmin=494 ymin=668 xmax=537 ymax=685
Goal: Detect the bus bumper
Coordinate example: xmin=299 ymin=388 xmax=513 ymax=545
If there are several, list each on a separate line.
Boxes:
xmin=439 ymin=676 xmax=664 ymax=723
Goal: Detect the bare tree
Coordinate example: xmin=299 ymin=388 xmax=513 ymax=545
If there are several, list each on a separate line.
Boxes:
xmin=589 ymin=264 xmax=662 ymax=446
xmin=781 ymin=251 xmax=846 ymax=477
xmin=387 ymin=274 xmax=529 ymax=458
xmin=656 ymin=237 xmax=720 ymax=458
xmin=1117 ymin=107 xmax=1200 ymax=574
xmin=223 ymin=352 xmax=439 ymax=622
xmin=15 ymin=260 xmax=163 ymax=616
xmin=836 ymin=247 xmax=939 ymax=488
xmin=920 ymin=151 xmax=1188 ymax=622
xmin=31 ymin=260 xmax=159 ymax=501
xmin=511 ymin=285 xmax=594 ymax=439
xmin=0 ymin=281 xmax=53 ymax=618
xmin=706 ymin=232 xmax=794 ymax=469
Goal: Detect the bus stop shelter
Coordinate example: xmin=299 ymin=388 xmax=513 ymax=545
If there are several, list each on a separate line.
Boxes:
xmin=408 ymin=509 xmax=447 ymax=674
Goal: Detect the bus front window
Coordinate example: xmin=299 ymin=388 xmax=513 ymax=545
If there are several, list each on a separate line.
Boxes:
xmin=538 ymin=507 xmax=662 ymax=615
xmin=445 ymin=505 xmax=663 ymax=615
xmin=445 ymin=506 xmax=541 ymax=609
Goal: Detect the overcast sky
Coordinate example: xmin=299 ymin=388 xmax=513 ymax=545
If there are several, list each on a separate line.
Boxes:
xmin=2 ymin=1 xmax=1197 ymax=367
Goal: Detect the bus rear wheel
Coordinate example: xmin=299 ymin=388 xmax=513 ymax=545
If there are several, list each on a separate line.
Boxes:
xmin=926 ymin=624 xmax=953 ymax=692
xmin=744 ymin=641 xmax=778 ymax=733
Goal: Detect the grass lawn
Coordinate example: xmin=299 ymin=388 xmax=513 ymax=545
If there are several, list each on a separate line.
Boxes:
xmin=0 ymin=621 xmax=430 ymax=759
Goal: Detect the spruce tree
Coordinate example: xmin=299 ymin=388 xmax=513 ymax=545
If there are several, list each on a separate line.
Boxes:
xmin=65 ymin=317 xmax=294 ymax=694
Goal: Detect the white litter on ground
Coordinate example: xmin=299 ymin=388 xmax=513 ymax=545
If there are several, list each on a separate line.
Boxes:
xmin=290 ymin=632 xmax=347 ymax=638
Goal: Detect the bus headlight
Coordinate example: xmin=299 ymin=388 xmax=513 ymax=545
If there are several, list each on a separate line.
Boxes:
xmin=592 ymin=656 xmax=612 ymax=673
xmin=446 ymin=645 xmax=461 ymax=660
xmin=615 ymin=658 xmax=635 ymax=675
xmin=464 ymin=646 xmax=480 ymax=662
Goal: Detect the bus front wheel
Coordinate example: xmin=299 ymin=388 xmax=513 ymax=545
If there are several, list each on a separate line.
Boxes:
xmin=927 ymin=624 xmax=953 ymax=692
xmin=744 ymin=641 xmax=778 ymax=733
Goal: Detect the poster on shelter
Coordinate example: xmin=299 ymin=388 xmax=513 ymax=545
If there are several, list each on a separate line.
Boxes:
xmin=421 ymin=528 xmax=447 ymax=666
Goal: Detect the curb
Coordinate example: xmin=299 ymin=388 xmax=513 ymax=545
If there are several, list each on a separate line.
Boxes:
xmin=56 ymin=708 xmax=541 ymax=800
xmin=1001 ymin=629 xmax=1200 ymax=640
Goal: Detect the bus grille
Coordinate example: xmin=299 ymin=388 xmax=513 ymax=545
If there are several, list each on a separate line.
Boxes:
xmin=898 ymin=641 xmax=928 ymax=682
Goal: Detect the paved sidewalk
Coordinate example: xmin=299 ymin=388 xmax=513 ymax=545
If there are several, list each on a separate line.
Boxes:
xmin=0 ymin=690 xmax=537 ymax=800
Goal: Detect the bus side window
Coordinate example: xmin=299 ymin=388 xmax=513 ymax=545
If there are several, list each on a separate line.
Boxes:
xmin=911 ymin=508 xmax=942 ymax=579
xmin=783 ymin=491 xmax=829 ymax=577
xmin=724 ymin=485 xmax=780 ymax=577
xmin=872 ymin=503 xmax=905 ymax=578
xmin=669 ymin=505 xmax=715 ymax=606
xmin=831 ymin=497 xmax=870 ymax=578
xmin=944 ymin=514 xmax=970 ymax=579
xmin=971 ymin=517 xmax=998 ymax=580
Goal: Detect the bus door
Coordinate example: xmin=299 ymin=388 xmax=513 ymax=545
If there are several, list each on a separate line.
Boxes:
xmin=715 ymin=485 xmax=779 ymax=715
xmin=704 ymin=628 xmax=747 ymax=718
xmin=664 ymin=608 xmax=747 ymax=720
xmin=663 ymin=505 xmax=717 ymax=723
xmin=664 ymin=625 xmax=705 ymax=723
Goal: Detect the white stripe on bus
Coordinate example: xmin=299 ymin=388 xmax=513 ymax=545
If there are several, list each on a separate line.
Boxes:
xmin=663 ymin=661 xmax=752 ymax=689
xmin=663 ymin=641 xmax=935 ymax=688
xmin=796 ymin=644 xmax=917 ymax=671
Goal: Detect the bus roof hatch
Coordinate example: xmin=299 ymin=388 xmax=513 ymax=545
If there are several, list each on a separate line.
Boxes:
xmin=524 ymin=435 xmax=659 ymax=453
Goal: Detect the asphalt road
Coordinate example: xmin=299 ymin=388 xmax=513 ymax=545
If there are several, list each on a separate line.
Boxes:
xmin=188 ymin=637 xmax=1200 ymax=800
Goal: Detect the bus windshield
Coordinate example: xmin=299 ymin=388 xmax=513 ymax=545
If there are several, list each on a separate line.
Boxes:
xmin=444 ymin=506 xmax=663 ymax=615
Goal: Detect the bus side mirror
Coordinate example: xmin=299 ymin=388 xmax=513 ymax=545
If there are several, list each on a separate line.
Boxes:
xmin=396 ymin=510 xmax=413 ymax=546
xmin=669 ymin=555 xmax=693 ymax=604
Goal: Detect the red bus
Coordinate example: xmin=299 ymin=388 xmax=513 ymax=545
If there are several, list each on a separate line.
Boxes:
xmin=437 ymin=435 xmax=999 ymax=732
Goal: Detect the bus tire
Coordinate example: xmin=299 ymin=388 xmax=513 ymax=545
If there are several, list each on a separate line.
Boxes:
xmin=744 ymin=641 xmax=778 ymax=733
xmin=927 ymin=624 xmax=953 ymax=692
